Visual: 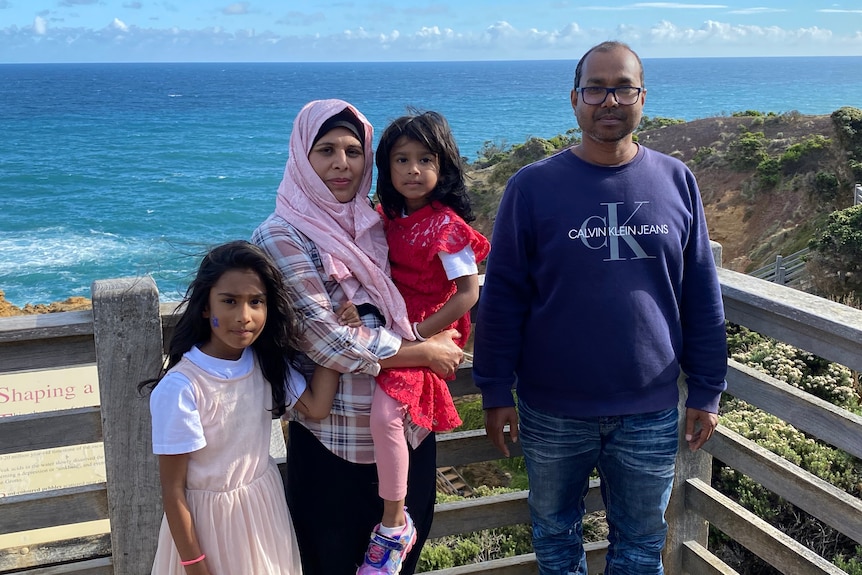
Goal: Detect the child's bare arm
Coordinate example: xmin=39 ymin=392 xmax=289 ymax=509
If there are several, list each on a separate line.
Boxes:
xmin=414 ymin=274 xmax=479 ymax=340
xmin=293 ymin=364 xmax=340 ymax=420
xmin=159 ymin=454 xmax=213 ymax=574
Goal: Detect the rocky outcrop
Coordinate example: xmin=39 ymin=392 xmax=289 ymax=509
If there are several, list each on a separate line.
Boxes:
xmin=0 ymin=290 xmax=92 ymax=317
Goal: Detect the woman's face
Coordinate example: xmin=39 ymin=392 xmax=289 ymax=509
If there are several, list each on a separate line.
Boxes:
xmin=308 ymin=127 xmax=365 ymax=203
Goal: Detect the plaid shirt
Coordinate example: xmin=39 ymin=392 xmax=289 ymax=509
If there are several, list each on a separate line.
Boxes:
xmin=253 ymin=214 xmax=428 ymax=463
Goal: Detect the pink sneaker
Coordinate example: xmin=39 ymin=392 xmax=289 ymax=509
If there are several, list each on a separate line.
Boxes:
xmin=356 ymin=512 xmax=417 ymax=575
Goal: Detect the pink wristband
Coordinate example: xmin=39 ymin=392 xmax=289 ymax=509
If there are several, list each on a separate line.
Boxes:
xmin=180 ymin=553 xmax=206 ymax=566
xmin=412 ymin=322 xmax=427 ymax=342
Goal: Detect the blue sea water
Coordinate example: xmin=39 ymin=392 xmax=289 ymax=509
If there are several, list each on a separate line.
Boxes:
xmin=2 ymin=57 xmax=861 ymax=306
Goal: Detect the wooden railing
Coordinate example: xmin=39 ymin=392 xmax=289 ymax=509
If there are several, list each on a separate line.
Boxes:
xmin=2 ymin=262 xmax=861 ymax=574
xmin=749 ymin=247 xmax=810 ymax=286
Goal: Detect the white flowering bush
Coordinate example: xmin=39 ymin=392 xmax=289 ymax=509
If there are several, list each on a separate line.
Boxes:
xmin=715 ymin=324 xmax=862 ymax=574
xmin=729 ymin=334 xmax=859 ymax=411
xmin=721 ymin=400 xmax=860 ymax=492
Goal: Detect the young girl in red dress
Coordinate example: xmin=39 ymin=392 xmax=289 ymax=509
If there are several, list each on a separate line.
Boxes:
xmin=357 ymin=111 xmax=490 ymax=575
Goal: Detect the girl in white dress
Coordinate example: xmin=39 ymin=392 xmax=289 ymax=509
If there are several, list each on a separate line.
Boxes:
xmin=140 ymin=240 xmax=342 ymax=575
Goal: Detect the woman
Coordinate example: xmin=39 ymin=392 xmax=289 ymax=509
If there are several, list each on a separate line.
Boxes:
xmin=252 ymin=99 xmax=463 ymax=575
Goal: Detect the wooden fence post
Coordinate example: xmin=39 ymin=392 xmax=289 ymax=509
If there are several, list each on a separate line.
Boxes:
xmin=664 ymin=379 xmax=713 ymax=574
xmin=663 ymin=241 xmax=722 ymax=573
xmin=92 ymin=276 xmax=164 ymax=574
xmin=774 ymin=255 xmax=785 ymax=285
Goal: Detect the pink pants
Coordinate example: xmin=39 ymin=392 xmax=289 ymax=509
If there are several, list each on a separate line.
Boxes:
xmin=370 ymin=385 xmax=410 ymax=501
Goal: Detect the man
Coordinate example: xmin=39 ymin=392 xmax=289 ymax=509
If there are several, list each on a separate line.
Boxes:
xmin=472 ymin=41 xmax=727 ymax=575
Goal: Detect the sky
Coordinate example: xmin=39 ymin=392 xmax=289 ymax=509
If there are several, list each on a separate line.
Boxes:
xmin=0 ymin=1 xmax=861 ymax=63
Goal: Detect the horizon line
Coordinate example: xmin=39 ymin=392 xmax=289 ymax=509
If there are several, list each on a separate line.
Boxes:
xmin=3 ymin=54 xmax=862 ymax=66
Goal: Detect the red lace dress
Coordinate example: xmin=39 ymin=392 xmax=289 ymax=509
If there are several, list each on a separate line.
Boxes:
xmin=376 ymin=202 xmax=490 ymax=431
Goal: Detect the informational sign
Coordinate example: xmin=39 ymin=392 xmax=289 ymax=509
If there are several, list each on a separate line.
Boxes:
xmin=0 ymin=366 xmax=110 ymax=548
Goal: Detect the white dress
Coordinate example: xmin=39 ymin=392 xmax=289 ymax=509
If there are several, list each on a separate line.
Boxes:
xmin=150 ymin=348 xmax=303 ymax=574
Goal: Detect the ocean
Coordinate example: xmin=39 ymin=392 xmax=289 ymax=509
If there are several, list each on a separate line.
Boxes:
xmin=2 ymin=57 xmax=861 ymax=307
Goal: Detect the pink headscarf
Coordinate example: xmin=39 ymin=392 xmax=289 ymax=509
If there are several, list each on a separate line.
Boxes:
xmin=275 ymin=99 xmax=412 ymax=339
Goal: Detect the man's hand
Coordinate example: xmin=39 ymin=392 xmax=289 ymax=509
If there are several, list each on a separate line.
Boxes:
xmin=685 ymin=407 xmax=718 ymax=451
xmin=484 ymin=406 xmax=519 ymax=457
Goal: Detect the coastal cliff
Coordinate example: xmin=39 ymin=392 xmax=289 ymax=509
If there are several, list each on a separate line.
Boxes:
xmin=468 ymin=110 xmax=857 ymax=279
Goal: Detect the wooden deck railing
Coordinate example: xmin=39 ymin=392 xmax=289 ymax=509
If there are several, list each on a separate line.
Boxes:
xmin=2 ymin=260 xmax=861 ymax=574
xmin=749 ymin=247 xmax=810 ymax=286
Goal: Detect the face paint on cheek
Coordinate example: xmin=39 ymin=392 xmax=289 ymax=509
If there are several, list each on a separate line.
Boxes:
xmin=211 ymin=317 xmax=219 ymax=327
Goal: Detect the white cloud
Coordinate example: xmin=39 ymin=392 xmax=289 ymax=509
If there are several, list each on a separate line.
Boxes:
xmin=818 ymin=9 xmax=862 ymax=14
xmin=2 ymin=14 xmax=859 ymax=62
xmin=728 ymin=7 xmax=786 ymax=15
xmin=633 ymin=2 xmax=727 ymax=7
xmin=647 ymin=19 xmax=835 ymax=48
xmin=486 ymin=21 xmax=518 ymax=38
xmin=579 ymin=2 xmax=726 ymax=11
xmin=344 ymin=26 xmax=373 ymax=39
xmin=33 ymin=16 xmax=47 ymax=35
xmin=222 ymin=2 xmax=250 ymax=16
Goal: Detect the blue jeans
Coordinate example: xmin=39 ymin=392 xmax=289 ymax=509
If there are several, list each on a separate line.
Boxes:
xmin=518 ymin=397 xmax=679 ymax=575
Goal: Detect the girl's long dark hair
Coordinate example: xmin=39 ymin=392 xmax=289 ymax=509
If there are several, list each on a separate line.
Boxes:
xmin=375 ymin=109 xmax=475 ymax=223
xmin=138 ymin=240 xmax=301 ymax=416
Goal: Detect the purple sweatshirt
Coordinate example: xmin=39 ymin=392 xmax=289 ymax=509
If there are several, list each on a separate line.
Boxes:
xmin=473 ymin=146 xmax=727 ymax=417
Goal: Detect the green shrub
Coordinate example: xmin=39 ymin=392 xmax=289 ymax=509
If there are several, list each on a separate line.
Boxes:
xmin=808 ymin=204 xmax=862 ymax=297
xmin=475 ymin=140 xmax=511 ymax=168
xmin=779 ymin=135 xmax=831 ymax=171
xmin=547 ymin=129 xmax=580 ymax=150
xmin=834 ymin=547 xmax=862 ymax=575
xmin=639 ymin=115 xmax=685 ymax=130
xmin=732 ymin=110 xmax=765 ymax=117
xmin=778 ymin=110 xmax=802 ymax=123
xmin=813 ymin=171 xmax=840 ymax=200
xmin=692 ymin=146 xmax=717 ymax=164
xmin=418 ymin=543 xmax=454 ymax=570
xmin=488 ymin=137 xmax=555 ymax=186
xmin=456 ymin=396 xmax=486 ymax=431
xmin=728 ymin=131 xmax=768 ymax=170
xmin=831 ymin=106 xmax=862 ymax=157
xmin=421 ymin=523 xmax=531 ymax=567
xmin=755 ymin=157 xmax=781 ymax=188
xmin=419 ymin=487 xmax=534 ymax=571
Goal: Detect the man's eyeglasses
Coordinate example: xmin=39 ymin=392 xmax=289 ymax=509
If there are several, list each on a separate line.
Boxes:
xmin=576 ymin=86 xmax=644 ymax=106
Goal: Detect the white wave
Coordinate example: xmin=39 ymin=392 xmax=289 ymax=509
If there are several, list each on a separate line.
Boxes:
xmin=0 ymin=230 xmax=142 ymax=271
xmin=89 ymin=229 xmax=120 ymax=238
xmin=0 ymin=231 xmax=203 ymax=303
